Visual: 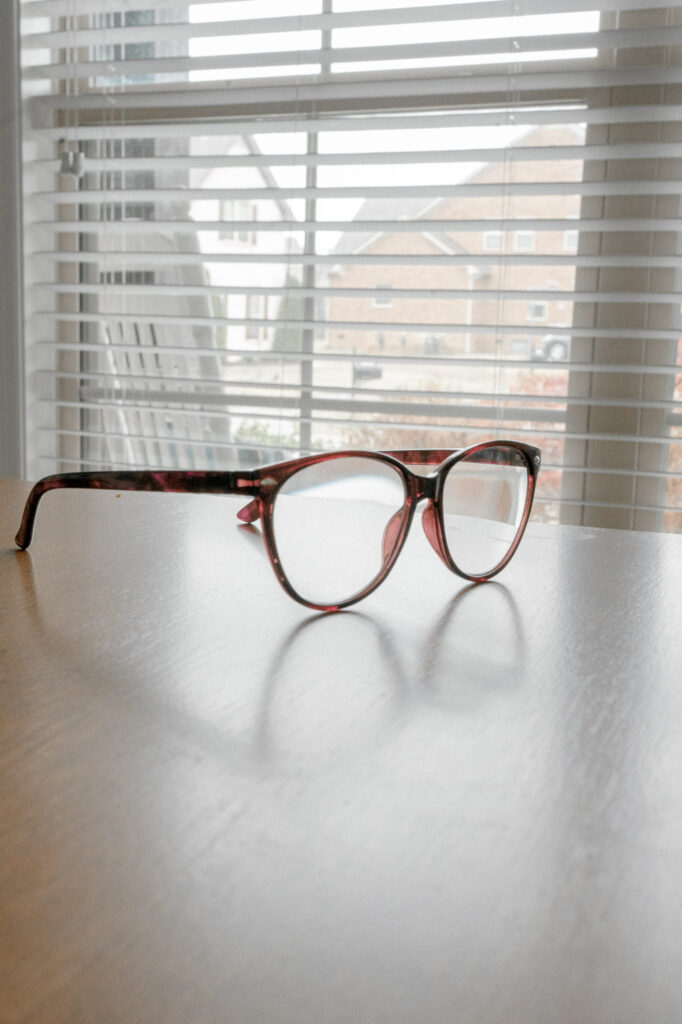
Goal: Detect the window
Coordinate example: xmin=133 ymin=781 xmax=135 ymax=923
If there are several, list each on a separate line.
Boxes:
xmin=513 ymin=231 xmax=535 ymax=253
xmin=527 ymin=302 xmax=548 ymax=323
xmin=482 ymin=231 xmax=503 ymax=252
xmin=11 ymin=1 xmax=682 ymax=532
xmin=93 ymin=9 xmax=155 ymax=82
xmin=245 ymin=294 xmax=268 ymax=341
xmin=220 ymin=200 xmax=258 ymax=245
xmin=86 ymin=138 xmax=156 ymax=222
xmin=372 ymin=286 xmax=394 ymax=308
xmin=563 ymin=230 xmax=579 ymax=252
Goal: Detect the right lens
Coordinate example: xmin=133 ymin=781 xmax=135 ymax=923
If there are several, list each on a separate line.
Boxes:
xmin=441 ymin=445 xmax=529 ymax=577
xmin=272 ymin=456 xmax=407 ymax=607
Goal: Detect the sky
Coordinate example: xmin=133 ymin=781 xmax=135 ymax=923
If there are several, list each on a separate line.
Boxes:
xmin=186 ymin=0 xmax=596 ymax=243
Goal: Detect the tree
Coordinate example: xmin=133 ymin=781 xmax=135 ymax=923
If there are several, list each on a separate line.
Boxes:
xmin=271 ymin=274 xmax=305 ymax=353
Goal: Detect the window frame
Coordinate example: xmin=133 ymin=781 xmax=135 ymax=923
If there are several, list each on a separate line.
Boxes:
xmin=1 ymin=0 xmax=25 ymax=478
xmin=482 ymin=230 xmax=503 ymax=252
xmin=12 ymin=1 xmax=682 ymax=533
xmin=526 ymin=301 xmax=548 ymax=323
xmin=513 ymin=230 xmax=535 ymax=253
xmin=372 ymin=285 xmax=394 ymax=309
xmin=563 ymin=229 xmax=579 ymax=252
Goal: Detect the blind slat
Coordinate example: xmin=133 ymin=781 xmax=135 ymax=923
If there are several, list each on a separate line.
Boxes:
xmin=39 ymin=283 xmax=682 ymax=305
xmin=14 ymin=1 xmax=645 ymax=47
xmin=22 ymin=104 xmax=682 ymax=143
xmin=23 ymin=0 xmax=675 ymax=19
xmin=30 ymin=218 xmax=682 ymax=234
xmin=35 ymin=65 xmax=682 ymax=113
xmin=40 ymin=250 xmax=682 ymax=270
xmin=37 ymin=309 xmax=682 ymax=344
xmin=36 ymin=342 xmax=682 ymax=379
xmin=28 ymin=141 xmax=682 ymax=168
xmin=24 ymin=25 xmax=682 ymax=82
xmin=35 ymin=180 xmax=682 ymax=204
xmin=22 ymin=0 xmax=681 ymax=48
xmin=39 ymin=418 xmax=682 ymax=477
xmin=34 ymin=382 xmax=682 ymax=448
xmin=34 ymin=369 xmax=681 ymax=412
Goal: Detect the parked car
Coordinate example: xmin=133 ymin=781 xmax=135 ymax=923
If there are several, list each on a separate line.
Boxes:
xmin=532 ymin=333 xmax=571 ymax=362
xmin=423 ymin=333 xmax=445 ymax=355
xmin=353 ymin=360 xmax=383 ymax=382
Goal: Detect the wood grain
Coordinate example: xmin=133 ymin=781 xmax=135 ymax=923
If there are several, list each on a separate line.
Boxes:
xmin=1 ymin=478 xmax=681 ymax=1024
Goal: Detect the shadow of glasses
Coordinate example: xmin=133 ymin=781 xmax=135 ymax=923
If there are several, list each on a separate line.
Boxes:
xmin=420 ymin=581 xmax=528 ymax=709
xmin=12 ymin=548 xmax=527 ymax=768
xmin=11 ymin=549 xmax=409 ymax=771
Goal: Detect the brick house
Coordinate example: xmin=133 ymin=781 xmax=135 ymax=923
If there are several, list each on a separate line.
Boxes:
xmin=326 ymin=124 xmax=583 ymax=358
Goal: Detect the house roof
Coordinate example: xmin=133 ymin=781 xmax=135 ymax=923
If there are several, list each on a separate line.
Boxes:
xmin=331 ymin=196 xmax=437 ymax=256
xmin=331 ymin=122 xmax=585 ymax=258
xmin=194 ymin=134 xmax=296 ymax=225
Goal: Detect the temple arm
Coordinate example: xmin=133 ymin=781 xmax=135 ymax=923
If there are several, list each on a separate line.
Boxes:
xmin=15 ymin=469 xmax=258 ymax=550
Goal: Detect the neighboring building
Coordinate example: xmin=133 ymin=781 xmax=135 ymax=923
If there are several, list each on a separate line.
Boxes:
xmin=66 ymin=4 xmax=303 ymax=470
xmin=326 ymin=124 xmax=583 ymax=359
xmin=76 ymin=131 xmax=300 ymax=470
xmin=191 ymin=133 xmax=301 ymax=354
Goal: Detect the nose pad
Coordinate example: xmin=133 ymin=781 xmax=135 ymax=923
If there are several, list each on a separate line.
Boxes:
xmin=381 ymin=509 xmax=405 ymax=566
xmin=421 ymin=502 xmax=450 ymax=566
xmin=236 ymin=498 xmax=260 ymax=524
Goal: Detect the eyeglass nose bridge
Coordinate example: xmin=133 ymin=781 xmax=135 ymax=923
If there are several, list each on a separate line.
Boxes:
xmin=404 ymin=473 xmax=451 ymax=569
xmin=412 ymin=470 xmax=438 ymax=503
xmin=380 ymin=472 xmax=438 ymax=568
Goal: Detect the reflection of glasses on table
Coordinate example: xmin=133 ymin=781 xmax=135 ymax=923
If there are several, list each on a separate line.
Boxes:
xmin=16 ymin=440 xmax=540 ymax=611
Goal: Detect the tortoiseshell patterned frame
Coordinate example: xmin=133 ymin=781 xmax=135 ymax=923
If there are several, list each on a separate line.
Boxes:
xmin=15 ymin=440 xmax=541 ymax=611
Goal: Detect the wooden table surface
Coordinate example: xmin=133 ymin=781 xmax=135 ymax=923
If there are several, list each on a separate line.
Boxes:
xmin=1 ymin=477 xmax=681 ymax=1024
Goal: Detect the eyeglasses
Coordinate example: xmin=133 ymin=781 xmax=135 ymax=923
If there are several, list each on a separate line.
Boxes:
xmin=15 ymin=440 xmax=540 ymax=611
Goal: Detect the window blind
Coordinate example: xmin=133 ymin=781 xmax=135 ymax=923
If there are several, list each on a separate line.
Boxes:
xmin=18 ymin=0 xmax=682 ymax=531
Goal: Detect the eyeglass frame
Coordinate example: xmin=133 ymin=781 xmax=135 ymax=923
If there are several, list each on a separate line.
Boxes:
xmin=15 ymin=439 xmax=541 ymax=611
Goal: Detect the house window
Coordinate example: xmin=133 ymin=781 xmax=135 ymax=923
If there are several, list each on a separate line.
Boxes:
xmin=86 ymin=137 xmax=155 ymax=222
xmin=100 ymin=271 xmax=155 ymax=286
xmin=372 ymin=286 xmax=393 ymax=308
xmin=514 ymin=231 xmax=535 ymax=252
xmin=527 ymin=301 xmax=547 ymax=322
xmin=483 ymin=231 xmax=503 ymax=251
xmin=564 ymin=230 xmax=579 ymax=252
xmin=246 ymin=293 xmax=267 ymax=340
xmin=93 ymin=9 xmax=155 ymax=84
xmin=220 ymin=200 xmax=258 ymax=245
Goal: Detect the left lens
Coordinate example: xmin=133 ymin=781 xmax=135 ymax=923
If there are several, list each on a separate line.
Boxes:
xmin=272 ymin=456 xmax=406 ymax=607
xmin=441 ymin=445 xmax=529 ymax=577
